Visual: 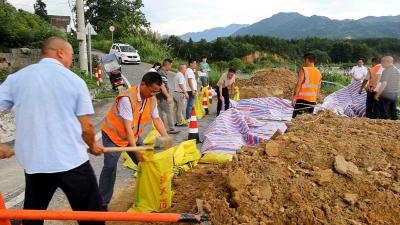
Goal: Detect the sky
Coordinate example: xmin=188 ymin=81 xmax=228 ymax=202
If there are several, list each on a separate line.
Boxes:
xmin=7 ymin=0 xmax=400 ymax=35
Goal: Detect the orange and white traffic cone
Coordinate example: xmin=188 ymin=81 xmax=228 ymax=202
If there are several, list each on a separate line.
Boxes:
xmin=188 ymin=109 xmax=200 ymax=143
xmin=202 ymin=91 xmax=209 ymax=115
xmin=208 ymin=85 xmax=213 ymax=104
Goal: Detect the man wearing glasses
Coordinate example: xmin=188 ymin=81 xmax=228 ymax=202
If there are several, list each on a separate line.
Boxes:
xmin=99 ymin=72 xmax=169 ymax=211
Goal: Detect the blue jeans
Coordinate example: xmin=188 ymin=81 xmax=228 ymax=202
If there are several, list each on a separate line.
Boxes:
xmin=185 ymin=91 xmax=196 ymax=119
xmin=98 ymin=131 xmax=142 ymax=210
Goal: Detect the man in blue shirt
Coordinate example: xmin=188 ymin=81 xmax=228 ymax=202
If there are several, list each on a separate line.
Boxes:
xmin=0 ymin=37 xmax=104 ymax=225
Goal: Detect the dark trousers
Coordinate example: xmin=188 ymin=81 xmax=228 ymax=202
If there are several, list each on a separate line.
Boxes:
xmin=366 ymin=91 xmax=380 ymax=119
xmin=185 ymin=91 xmax=196 ymax=119
xmin=379 ymin=96 xmax=398 ymax=120
xmin=23 ymin=161 xmax=104 ymax=225
xmin=292 ymin=99 xmax=316 ymax=118
xmin=99 ymin=131 xmax=140 ymax=210
xmin=217 ymin=87 xmax=230 ymax=116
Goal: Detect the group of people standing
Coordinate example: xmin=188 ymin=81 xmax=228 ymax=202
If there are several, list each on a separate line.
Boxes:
xmin=353 ymin=57 xmax=399 ymax=120
xmin=291 ymin=53 xmax=399 ymax=120
xmin=150 ymin=56 xmax=237 ymax=131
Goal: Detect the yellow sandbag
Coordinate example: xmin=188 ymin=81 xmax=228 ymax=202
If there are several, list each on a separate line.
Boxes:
xmin=173 ymin=140 xmax=201 ymax=166
xmin=195 ymin=96 xmax=205 ymax=120
xmin=128 ymin=149 xmax=174 ymax=212
xmin=123 ymin=124 xmax=159 ymax=170
xmin=233 ymin=86 xmax=240 ymax=100
xmin=200 ymin=152 xmax=233 ymax=164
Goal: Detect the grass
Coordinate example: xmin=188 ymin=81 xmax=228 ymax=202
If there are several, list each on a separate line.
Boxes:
xmin=95 ymin=92 xmax=118 ymax=99
xmin=320 ymin=72 xmax=352 ymax=95
xmin=70 ymin=67 xmax=97 ymax=90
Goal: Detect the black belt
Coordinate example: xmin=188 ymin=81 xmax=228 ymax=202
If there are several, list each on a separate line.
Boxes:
xmin=174 ymin=91 xmax=184 ymax=93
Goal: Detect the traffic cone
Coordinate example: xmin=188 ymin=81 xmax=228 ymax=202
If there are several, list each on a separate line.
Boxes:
xmin=188 ymin=109 xmax=200 ymax=143
xmin=202 ymin=91 xmax=209 ymax=115
xmin=208 ymin=85 xmax=213 ymax=103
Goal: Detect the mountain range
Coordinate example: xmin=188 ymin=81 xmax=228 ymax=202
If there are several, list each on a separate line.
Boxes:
xmin=179 ymin=12 xmax=400 ymax=41
xmin=179 ymin=24 xmax=248 ymax=41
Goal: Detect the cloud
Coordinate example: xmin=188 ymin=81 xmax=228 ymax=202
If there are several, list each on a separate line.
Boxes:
xmin=8 ymin=0 xmax=400 ymax=35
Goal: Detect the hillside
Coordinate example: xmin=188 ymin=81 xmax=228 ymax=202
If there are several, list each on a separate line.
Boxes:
xmin=233 ymin=12 xmax=400 ymax=39
xmin=180 ymin=23 xmax=248 ymax=41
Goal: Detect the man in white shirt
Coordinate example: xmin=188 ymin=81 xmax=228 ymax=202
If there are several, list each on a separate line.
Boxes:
xmin=172 ymin=64 xmax=189 ymax=126
xmin=185 ymin=59 xmax=198 ymax=120
xmin=351 ymin=58 xmax=368 ymax=83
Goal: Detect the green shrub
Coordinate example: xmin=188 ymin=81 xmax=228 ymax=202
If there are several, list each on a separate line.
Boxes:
xmin=95 ymin=92 xmax=118 ymax=99
xmin=208 ymin=70 xmax=222 ymax=87
xmin=120 ymin=36 xmax=171 ymax=63
xmin=242 ymin=63 xmax=257 ymax=73
xmin=229 ymin=58 xmax=243 ymax=71
xmin=70 ymin=67 xmax=97 ymax=90
xmin=321 ymin=72 xmax=351 ymax=95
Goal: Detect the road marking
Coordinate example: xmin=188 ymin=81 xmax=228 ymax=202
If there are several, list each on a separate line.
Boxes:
xmin=121 ymin=73 xmax=132 ymax=88
xmin=5 ymin=191 xmax=25 ymax=209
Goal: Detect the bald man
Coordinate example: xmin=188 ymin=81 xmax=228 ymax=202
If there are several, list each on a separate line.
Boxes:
xmin=0 ymin=36 xmax=105 ymax=225
xmin=375 ymin=56 xmax=400 ymax=120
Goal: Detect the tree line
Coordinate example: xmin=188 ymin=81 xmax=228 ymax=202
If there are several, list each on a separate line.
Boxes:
xmin=162 ymin=35 xmax=400 ymax=64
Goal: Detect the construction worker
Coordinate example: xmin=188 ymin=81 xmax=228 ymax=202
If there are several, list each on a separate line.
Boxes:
xmin=0 ymin=37 xmax=104 ymax=225
xmin=375 ymin=56 xmax=400 ymax=120
xmin=99 ymin=72 xmax=169 ymax=211
xmin=292 ymin=53 xmax=322 ymax=118
xmin=359 ymin=57 xmax=384 ymax=118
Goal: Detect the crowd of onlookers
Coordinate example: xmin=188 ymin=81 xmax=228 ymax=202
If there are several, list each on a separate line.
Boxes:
xmin=150 ymin=56 xmax=237 ymax=134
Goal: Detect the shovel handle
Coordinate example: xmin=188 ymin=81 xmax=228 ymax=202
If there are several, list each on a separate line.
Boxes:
xmin=104 ymin=146 xmax=153 ymax=153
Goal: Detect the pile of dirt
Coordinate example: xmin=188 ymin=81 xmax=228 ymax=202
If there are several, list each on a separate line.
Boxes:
xmin=118 ymin=111 xmax=400 ymax=225
xmin=237 ymin=68 xmax=297 ymax=99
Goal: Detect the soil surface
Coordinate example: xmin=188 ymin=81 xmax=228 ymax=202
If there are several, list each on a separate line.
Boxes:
xmin=237 ymin=68 xmax=297 ymax=99
xmin=112 ymin=111 xmax=400 ymax=225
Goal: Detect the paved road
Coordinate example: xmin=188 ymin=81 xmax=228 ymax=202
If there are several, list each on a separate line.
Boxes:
xmin=0 ymin=63 xmax=216 ymax=224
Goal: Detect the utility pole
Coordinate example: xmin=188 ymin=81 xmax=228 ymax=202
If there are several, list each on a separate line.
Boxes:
xmin=76 ymin=0 xmax=88 ymax=73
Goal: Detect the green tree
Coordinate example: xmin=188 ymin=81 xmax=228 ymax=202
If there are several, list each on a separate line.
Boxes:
xmin=310 ymin=49 xmax=331 ymax=64
xmin=352 ymin=43 xmax=371 ymax=62
xmin=0 ymin=1 xmax=62 ymax=48
xmin=330 ymin=42 xmax=353 ymax=63
xmin=34 ymin=0 xmax=49 ymax=22
xmin=85 ymin=0 xmax=149 ymax=38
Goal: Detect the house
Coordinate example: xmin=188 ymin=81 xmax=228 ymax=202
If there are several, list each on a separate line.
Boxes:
xmin=48 ymin=15 xmax=70 ymax=33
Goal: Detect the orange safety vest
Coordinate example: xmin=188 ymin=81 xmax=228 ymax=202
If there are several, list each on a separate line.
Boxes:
xmin=295 ymin=67 xmax=321 ymax=103
xmin=368 ymin=65 xmax=381 ymax=91
xmin=101 ymin=85 xmax=156 ymax=147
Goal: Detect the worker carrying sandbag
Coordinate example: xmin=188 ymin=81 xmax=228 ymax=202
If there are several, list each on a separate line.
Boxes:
xmin=99 ymin=72 xmax=169 ymax=211
xmin=292 ymin=53 xmax=322 ymax=118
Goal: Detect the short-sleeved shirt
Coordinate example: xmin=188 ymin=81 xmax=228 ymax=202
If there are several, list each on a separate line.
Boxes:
xmin=185 ymin=68 xmax=197 ymax=91
xmin=118 ymin=92 xmax=159 ymax=121
xmin=156 ymin=68 xmax=169 ymax=100
xmin=217 ymin=73 xmax=236 ymax=88
xmin=199 ymin=62 xmax=210 ymax=71
xmin=173 ymin=72 xmax=186 ymax=92
xmin=351 ymin=66 xmax=368 ymax=82
xmin=380 ymin=65 xmax=400 ymax=98
xmin=0 ymin=58 xmax=94 ymax=174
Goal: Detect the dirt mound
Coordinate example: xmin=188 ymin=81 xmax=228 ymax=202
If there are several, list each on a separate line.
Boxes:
xmin=117 ymin=112 xmax=400 ymax=225
xmin=237 ymin=68 xmax=297 ymax=99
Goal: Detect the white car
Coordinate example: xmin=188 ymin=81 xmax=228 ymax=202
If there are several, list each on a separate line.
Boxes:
xmin=109 ymin=43 xmax=141 ymax=64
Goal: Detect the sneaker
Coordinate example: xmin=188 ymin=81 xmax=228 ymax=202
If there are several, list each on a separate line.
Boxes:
xmin=175 ymin=123 xmax=187 ymax=127
xmin=167 ymin=129 xmax=180 ymax=134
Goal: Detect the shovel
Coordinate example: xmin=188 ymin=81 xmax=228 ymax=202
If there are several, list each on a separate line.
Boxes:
xmin=104 ymin=136 xmax=174 ymax=153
